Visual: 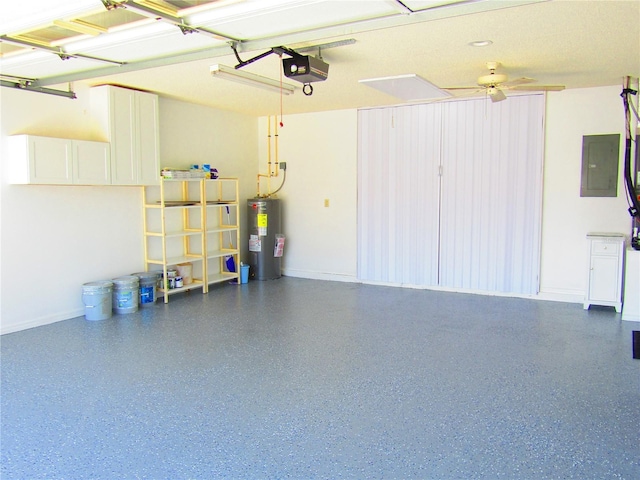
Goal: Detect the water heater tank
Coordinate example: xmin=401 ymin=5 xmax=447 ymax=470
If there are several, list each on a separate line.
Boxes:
xmin=247 ymin=198 xmax=282 ymax=280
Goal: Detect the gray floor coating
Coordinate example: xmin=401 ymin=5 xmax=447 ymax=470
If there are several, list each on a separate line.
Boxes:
xmin=1 ymin=277 xmax=639 ymax=479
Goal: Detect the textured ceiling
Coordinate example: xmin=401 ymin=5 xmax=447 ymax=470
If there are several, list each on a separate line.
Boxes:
xmin=1 ymin=0 xmax=639 ymax=116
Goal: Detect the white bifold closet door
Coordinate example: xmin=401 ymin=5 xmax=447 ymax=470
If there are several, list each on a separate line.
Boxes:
xmin=357 ymin=103 xmax=442 ymax=285
xmin=438 ymin=96 xmax=545 ymax=293
xmin=358 ymin=95 xmax=545 ymax=295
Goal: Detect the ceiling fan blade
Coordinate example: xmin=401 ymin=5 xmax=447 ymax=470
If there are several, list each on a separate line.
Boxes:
xmin=449 ymin=88 xmax=487 ymax=98
xmin=443 ymin=86 xmax=480 ymax=91
xmin=489 ymin=88 xmax=506 ymax=102
xmin=510 ymin=84 xmax=565 ymax=91
xmin=501 ymin=77 xmax=535 ymax=87
xmin=411 ymin=88 xmax=489 ymax=104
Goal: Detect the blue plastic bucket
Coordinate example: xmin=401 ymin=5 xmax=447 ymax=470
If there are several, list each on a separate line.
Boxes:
xmin=131 ymin=272 xmax=160 ymax=307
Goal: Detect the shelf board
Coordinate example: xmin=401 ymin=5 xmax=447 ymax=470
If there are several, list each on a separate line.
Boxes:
xmin=158 ymin=279 xmax=205 ymax=295
xmin=161 ymin=178 xmax=204 ymax=182
xmin=206 ymin=225 xmax=238 ymax=234
xmin=207 ymin=272 xmax=239 ymax=285
xmin=145 ymin=203 xmax=202 ymax=209
xmin=146 ymin=254 xmax=204 ymax=265
xmin=145 ymin=229 xmax=203 ymax=238
xmin=206 ymin=249 xmax=239 ymax=259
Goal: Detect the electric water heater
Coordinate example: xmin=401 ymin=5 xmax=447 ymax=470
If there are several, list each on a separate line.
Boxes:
xmin=247 ymin=198 xmax=283 ymax=280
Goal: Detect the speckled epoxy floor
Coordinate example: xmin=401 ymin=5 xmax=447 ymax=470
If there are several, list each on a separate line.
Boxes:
xmin=1 ymin=277 xmax=639 ymax=479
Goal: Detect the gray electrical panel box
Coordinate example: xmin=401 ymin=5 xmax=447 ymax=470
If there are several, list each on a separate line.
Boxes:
xmin=580 ymin=134 xmax=620 ymax=197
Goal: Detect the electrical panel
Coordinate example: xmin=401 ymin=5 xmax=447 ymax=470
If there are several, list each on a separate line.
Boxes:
xmin=580 ymin=134 xmax=620 ymax=197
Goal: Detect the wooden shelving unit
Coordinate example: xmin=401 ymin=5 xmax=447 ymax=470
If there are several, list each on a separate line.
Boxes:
xmin=204 ymin=178 xmax=241 ymax=288
xmin=142 ymin=178 xmax=240 ymax=303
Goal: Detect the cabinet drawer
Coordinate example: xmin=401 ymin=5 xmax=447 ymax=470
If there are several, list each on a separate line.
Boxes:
xmin=591 ymin=241 xmax=620 ymax=256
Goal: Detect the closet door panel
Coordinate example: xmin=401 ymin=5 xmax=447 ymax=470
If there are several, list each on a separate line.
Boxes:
xmin=358 ymin=108 xmax=392 ymax=282
xmin=439 ymin=96 xmax=544 ymax=294
xmin=358 ymin=105 xmax=441 ymax=285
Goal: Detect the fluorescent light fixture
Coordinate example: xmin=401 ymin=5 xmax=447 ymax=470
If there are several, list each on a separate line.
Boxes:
xmin=359 ymin=74 xmax=450 ymax=101
xmin=210 ymin=64 xmax=295 ymax=95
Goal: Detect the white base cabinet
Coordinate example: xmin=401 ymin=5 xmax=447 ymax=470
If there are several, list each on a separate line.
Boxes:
xmin=584 ymin=233 xmax=625 ymax=312
xmin=9 ymin=134 xmax=110 ymax=185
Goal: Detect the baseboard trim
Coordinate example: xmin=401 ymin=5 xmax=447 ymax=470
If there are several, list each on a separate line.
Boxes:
xmin=622 ymin=314 xmax=640 ymax=322
xmin=536 ymin=288 xmax=584 ymax=304
xmin=1 ymin=308 xmax=84 ymax=335
xmin=282 ymin=268 xmax=358 ymax=283
xmin=283 ymin=270 xmax=585 ymax=304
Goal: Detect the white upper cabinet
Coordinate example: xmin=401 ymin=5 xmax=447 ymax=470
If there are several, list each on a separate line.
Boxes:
xmin=9 ymin=135 xmax=110 ymax=185
xmin=135 ymin=91 xmax=161 ymax=186
xmin=72 ymin=139 xmax=111 ymax=185
xmin=91 ymin=85 xmax=160 ymax=186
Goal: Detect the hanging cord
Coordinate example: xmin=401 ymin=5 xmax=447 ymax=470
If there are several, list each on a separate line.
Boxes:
xmin=279 ymin=54 xmax=285 ymax=128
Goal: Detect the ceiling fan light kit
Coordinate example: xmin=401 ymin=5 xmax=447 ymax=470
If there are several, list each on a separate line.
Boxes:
xmin=478 ymin=73 xmax=508 ymax=86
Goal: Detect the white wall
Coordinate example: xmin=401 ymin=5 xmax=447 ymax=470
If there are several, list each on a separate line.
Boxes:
xmin=540 ymin=86 xmax=631 ymax=302
xmin=258 ymin=111 xmax=358 ymax=281
xmin=0 ymin=88 xmax=257 ymax=334
xmin=158 ymin=98 xmax=258 ymax=259
xmin=0 ymin=85 xmax=143 ymax=334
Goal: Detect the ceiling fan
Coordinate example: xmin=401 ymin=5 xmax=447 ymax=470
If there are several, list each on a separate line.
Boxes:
xmin=445 ymin=62 xmax=565 ymax=102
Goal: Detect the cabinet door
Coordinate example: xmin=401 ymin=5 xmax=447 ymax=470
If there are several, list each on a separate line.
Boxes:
xmin=589 ymin=255 xmax=619 ymax=302
xmin=136 ymin=91 xmax=160 ymax=185
xmin=110 ymin=87 xmax=137 ymax=185
xmin=91 ymin=85 xmax=160 ymax=186
xmin=29 ymin=136 xmax=73 ymax=184
xmin=73 ymin=140 xmax=111 ymax=185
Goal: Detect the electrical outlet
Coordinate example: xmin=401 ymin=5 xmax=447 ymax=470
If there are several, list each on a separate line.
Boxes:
xmin=280 ymin=161 xmax=287 ymax=170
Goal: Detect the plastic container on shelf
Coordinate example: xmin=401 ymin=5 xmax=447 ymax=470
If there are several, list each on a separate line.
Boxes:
xmin=176 ymin=263 xmax=193 ymax=285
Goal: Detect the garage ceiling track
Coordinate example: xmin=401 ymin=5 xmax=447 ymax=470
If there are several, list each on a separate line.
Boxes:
xmin=0 ymin=0 xmax=544 ymax=93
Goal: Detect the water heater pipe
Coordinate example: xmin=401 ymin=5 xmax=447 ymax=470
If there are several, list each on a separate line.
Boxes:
xmin=257 ymin=115 xmax=285 ymax=197
xmin=257 ymin=115 xmax=273 ymax=196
